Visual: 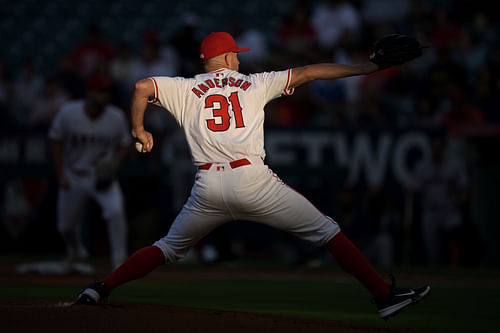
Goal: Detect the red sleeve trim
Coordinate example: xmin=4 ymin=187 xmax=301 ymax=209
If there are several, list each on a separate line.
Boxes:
xmin=283 ymin=69 xmax=295 ymax=96
xmin=149 ymin=77 xmax=160 ymax=104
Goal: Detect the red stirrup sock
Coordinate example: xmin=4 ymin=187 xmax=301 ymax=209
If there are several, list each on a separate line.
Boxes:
xmin=103 ymin=245 xmax=165 ymax=294
xmin=326 ymin=232 xmax=390 ymax=298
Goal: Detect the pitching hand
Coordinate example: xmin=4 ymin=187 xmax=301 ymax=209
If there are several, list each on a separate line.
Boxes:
xmin=131 ymin=127 xmax=154 ymax=153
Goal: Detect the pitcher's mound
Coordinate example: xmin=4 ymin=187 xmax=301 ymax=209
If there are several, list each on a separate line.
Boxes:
xmin=1 ymin=298 xmax=428 ymax=333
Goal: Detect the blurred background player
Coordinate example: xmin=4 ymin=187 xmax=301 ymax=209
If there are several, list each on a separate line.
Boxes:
xmin=48 ymin=73 xmax=131 ymax=273
xmin=408 ymin=132 xmax=468 ymax=266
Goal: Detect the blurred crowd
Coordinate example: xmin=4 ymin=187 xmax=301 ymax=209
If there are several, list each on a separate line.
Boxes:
xmin=1 ymin=0 xmax=499 ymax=133
xmin=1 ymin=0 xmax=498 ymax=267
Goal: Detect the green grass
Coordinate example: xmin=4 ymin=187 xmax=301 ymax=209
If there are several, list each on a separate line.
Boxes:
xmin=2 ymin=277 xmax=499 ymax=332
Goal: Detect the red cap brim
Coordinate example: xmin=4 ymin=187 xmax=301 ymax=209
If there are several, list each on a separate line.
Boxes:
xmin=235 ymin=47 xmax=250 ymax=53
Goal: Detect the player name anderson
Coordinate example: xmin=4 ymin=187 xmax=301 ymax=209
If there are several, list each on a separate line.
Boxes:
xmin=191 ymin=76 xmax=252 ymax=98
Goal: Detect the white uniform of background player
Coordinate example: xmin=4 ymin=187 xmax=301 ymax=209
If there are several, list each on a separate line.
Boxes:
xmin=49 ymin=74 xmax=130 ymax=270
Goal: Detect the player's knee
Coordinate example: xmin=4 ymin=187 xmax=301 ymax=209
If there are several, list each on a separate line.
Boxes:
xmin=103 ymin=208 xmax=126 ymax=224
xmin=152 ymin=240 xmax=187 ymax=263
xmin=311 ymin=220 xmax=341 ymax=247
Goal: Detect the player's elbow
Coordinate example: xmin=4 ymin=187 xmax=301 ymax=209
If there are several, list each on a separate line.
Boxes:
xmin=290 ymin=66 xmax=316 ymax=88
xmin=134 ymin=78 xmax=155 ymax=97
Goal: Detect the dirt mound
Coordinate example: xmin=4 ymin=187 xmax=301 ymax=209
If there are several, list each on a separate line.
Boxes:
xmin=1 ymin=298 xmax=427 ymax=333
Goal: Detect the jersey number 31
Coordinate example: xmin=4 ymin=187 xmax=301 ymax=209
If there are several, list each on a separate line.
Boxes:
xmin=205 ymin=92 xmax=244 ymax=132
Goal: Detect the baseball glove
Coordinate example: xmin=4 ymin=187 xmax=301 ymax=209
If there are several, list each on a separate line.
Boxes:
xmin=369 ymin=34 xmax=425 ymax=70
xmin=95 ymin=162 xmax=117 ymax=192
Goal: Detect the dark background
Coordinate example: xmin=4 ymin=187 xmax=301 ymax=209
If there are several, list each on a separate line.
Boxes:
xmin=0 ymin=0 xmax=498 ymax=267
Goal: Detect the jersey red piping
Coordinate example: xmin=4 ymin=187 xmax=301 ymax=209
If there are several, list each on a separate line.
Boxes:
xmin=150 ymin=77 xmax=160 ymax=104
xmin=284 ymin=69 xmax=294 ymax=95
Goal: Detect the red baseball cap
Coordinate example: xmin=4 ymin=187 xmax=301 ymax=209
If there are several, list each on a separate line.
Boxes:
xmin=199 ymin=32 xmax=250 ymax=61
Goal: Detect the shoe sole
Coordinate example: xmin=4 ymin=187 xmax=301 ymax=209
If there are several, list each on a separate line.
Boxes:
xmin=379 ymin=286 xmax=431 ymax=320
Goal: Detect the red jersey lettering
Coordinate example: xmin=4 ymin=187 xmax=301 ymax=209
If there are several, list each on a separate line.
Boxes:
xmin=192 ymin=87 xmax=203 ymax=98
xmin=240 ymin=81 xmax=251 ymax=91
xmin=198 ymin=83 xmax=209 ymax=93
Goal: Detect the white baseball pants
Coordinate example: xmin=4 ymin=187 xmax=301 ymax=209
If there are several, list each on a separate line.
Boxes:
xmin=57 ymin=171 xmax=128 ymax=269
xmin=154 ymin=157 xmax=340 ymax=263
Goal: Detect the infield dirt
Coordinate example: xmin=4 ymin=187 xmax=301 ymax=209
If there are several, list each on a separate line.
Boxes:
xmin=1 ymin=297 xmax=438 ymax=333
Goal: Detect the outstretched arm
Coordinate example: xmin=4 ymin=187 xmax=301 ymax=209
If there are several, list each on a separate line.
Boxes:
xmin=288 ymin=34 xmax=424 ymax=89
xmin=289 ymin=62 xmax=378 ymax=89
xmin=130 ymin=78 xmax=156 ymax=152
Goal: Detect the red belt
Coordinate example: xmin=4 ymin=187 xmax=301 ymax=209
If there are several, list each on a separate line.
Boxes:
xmin=198 ymin=158 xmax=251 ymax=170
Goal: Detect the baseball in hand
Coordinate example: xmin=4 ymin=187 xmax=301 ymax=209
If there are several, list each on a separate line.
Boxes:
xmin=135 ymin=141 xmax=144 ymax=153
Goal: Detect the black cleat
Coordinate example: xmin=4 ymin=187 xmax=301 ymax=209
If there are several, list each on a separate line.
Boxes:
xmin=75 ymin=281 xmax=107 ymax=305
xmin=374 ymin=276 xmax=430 ymax=320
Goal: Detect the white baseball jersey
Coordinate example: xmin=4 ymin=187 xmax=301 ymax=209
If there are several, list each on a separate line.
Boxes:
xmin=48 ymin=100 xmax=131 ymax=175
xmin=150 ymin=68 xmax=294 ymax=165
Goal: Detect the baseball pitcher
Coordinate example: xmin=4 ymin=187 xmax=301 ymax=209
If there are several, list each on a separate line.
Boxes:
xmin=76 ymin=32 xmax=430 ymax=319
